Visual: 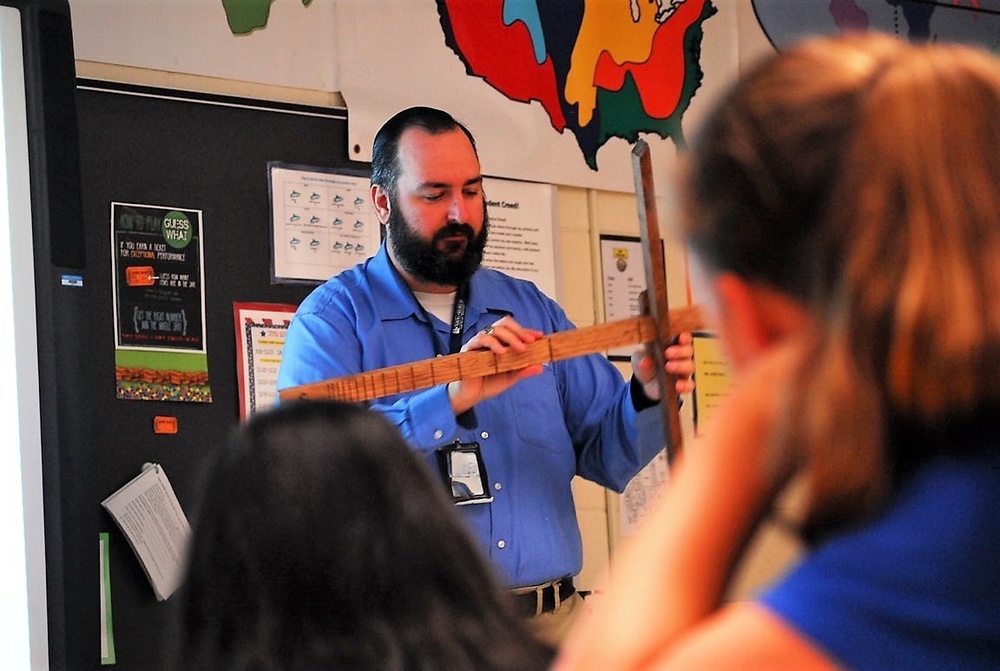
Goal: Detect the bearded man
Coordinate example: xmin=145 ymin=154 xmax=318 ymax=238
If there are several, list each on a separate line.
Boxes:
xmin=277 ymin=106 xmax=693 ymax=645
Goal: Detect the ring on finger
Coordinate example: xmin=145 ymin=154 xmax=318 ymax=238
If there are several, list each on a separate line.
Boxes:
xmin=483 ymin=325 xmax=494 ymax=335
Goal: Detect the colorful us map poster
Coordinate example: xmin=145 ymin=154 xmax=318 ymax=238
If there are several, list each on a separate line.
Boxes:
xmin=111 ymin=203 xmax=211 ymax=403
xmin=331 ymin=0 xmax=743 ymax=194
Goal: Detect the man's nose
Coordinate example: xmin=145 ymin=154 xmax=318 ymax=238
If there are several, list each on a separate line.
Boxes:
xmin=448 ymin=192 xmax=469 ymax=222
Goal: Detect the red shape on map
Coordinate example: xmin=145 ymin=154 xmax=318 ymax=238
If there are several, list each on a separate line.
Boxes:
xmin=593 ymin=0 xmax=707 ymax=119
xmin=443 ymin=0 xmax=567 ymax=130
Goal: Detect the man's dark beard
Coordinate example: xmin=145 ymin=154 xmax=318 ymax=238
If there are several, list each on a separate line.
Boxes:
xmin=386 ymin=205 xmax=489 ymax=286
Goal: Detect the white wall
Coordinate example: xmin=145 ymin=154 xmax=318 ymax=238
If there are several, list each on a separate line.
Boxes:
xmin=69 ymin=0 xmax=338 ymax=92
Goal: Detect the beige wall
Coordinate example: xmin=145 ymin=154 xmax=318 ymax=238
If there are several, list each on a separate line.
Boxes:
xmin=557 ymin=182 xmax=802 ymax=596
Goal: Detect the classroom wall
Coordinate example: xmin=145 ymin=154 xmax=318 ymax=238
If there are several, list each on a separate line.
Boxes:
xmin=67 ymin=0 xmax=787 ymax=602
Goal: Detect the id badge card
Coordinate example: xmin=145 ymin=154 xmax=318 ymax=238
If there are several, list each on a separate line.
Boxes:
xmin=436 ymin=440 xmax=492 ymax=506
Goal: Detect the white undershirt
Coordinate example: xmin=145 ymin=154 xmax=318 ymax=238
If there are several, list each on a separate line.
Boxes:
xmin=412 ymin=290 xmax=457 ymax=324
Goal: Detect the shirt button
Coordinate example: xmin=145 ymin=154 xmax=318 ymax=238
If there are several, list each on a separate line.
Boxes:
xmin=497 ymin=540 xmax=506 ymax=549
xmin=480 ymin=431 xmax=490 ymax=439
xmin=433 ymin=429 xmax=444 ymax=440
xmin=494 ymin=482 xmax=502 ymax=491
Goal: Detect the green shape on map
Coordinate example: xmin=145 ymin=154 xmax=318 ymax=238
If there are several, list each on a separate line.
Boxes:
xmin=222 ymin=0 xmax=313 ymax=35
xmin=222 ymin=0 xmax=273 ymax=35
xmin=596 ymin=75 xmax=685 ymax=167
xmin=592 ymin=11 xmax=711 ymax=168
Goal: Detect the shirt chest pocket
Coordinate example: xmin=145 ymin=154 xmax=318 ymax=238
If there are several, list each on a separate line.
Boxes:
xmin=504 ymin=366 xmax=572 ymax=452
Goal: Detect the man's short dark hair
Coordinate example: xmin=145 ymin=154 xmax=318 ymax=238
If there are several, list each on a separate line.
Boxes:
xmin=370 ymin=106 xmax=478 ymax=197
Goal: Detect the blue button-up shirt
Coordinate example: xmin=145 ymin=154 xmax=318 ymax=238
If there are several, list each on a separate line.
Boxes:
xmin=277 ymin=244 xmax=666 ymax=587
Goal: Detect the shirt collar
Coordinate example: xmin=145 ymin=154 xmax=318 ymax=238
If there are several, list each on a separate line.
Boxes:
xmin=368 ymin=242 xmax=515 ymax=324
xmin=368 ymin=243 xmax=424 ymax=321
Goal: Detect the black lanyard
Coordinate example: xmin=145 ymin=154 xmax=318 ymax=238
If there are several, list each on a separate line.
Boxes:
xmin=447 ymin=281 xmax=469 ymax=355
xmin=407 ymin=280 xmax=469 ymax=357
xmin=440 ymin=281 xmax=478 ymax=428
xmin=385 ymin=258 xmax=479 ymax=427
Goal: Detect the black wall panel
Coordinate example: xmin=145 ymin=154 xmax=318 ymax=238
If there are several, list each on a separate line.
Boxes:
xmin=72 ymin=82 xmax=353 ymax=670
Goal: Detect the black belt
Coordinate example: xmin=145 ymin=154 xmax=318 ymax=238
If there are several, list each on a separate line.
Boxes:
xmin=511 ymin=577 xmax=576 ymax=617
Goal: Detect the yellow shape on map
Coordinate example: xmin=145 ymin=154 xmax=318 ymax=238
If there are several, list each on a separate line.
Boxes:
xmin=566 ymin=1 xmax=659 ymax=127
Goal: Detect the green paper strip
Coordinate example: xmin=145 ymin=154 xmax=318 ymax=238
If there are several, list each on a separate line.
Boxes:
xmin=100 ymin=533 xmax=116 ymax=665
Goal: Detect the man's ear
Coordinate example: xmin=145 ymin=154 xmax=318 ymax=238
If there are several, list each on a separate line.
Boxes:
xmin=371 ymin=184 xmax=391 ymax=225
xmin=712 ymin=273 xmax=810 ymax=371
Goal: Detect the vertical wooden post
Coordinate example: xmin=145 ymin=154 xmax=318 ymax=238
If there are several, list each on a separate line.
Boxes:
xmin=631 ymin=139 xmax=684 ymax=464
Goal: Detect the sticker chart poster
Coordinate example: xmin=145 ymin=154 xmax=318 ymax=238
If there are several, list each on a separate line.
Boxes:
xmin=233 ymin=302 xmax=296 ymax=421
xmin=111 ymin=203 xmax=211 ymax=402
xmin=268 ymin=162 xmax=381 ymax=283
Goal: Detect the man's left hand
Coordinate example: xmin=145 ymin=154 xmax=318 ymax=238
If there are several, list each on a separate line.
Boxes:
xmin=631 ymin=332 xmax=696 ymax=400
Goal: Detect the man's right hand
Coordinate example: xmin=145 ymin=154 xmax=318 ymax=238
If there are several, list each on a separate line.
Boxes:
xmin=447 ymin=316 xmax=545 ymax=415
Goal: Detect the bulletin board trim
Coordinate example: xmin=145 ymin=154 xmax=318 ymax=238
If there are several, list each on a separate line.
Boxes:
xmin=76 ymin=78 xmax=348 ymax=120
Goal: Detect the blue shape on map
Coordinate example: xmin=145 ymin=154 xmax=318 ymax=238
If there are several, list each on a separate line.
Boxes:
xmin=503 ymin=0 xmax=546 ymax=63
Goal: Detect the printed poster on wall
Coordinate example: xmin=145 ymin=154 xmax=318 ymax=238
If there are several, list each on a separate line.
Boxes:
xmin=268 ymin=162 xmax=381 ymax=284
xmin=599 ymin=234 xmax=666 ymax=361
xmin=111 ymin=202 xmax=211 ymax=402
xmin=268 ymin=162 xmax=560 ymax=300
xmin=481 ymin=177 xmax=558 ymax=301
xmin=233 ymin=302 xmax=296 ymax=421
xmin=691 ymin=332 xmax=734 ymax=437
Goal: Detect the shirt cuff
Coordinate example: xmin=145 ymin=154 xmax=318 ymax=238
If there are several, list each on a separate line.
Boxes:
xmin=630 ymin=375 xmax=660 ymax=412
xmin=407 ymin=385 xmax=460 ymax=448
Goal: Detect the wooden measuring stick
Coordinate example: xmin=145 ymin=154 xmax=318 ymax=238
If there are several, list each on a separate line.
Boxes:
xmin=281 ymin=140 xmax=695 ymax=466
xmin=278 ymin=306 xmax=702 ymax=403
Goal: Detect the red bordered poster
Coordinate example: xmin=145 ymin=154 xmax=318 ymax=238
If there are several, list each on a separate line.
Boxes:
xmin=233 ymin=302 xmax=296 ymax=420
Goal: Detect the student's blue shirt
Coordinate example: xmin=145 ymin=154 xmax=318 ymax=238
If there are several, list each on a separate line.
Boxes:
xmin=760 ymin=448 xmax=1000 ymax=669
xmin=277 ymin=244 xmax=666 ymax=588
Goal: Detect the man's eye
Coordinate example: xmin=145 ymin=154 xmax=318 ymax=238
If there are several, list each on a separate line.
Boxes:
xmin=423 ymin=193 xmax=445 ymax=202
